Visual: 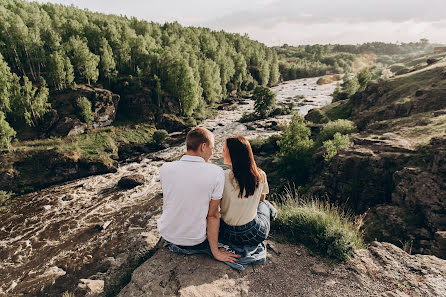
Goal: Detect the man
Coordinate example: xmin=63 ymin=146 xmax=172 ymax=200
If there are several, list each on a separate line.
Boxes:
xmin=157 ymin=127 xmax=239 ymax=262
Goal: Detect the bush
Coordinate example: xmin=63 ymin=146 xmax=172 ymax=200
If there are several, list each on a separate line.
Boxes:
xmin=272 ymin=188 xmax=363 ymax=261
xmin=323 ymin=132 xmax=352 ymax=161
xmin=76 ymin=96 xmax=94 ymax=124
xmin=0 ymin=191 xmax=14 ymax=211
xmin=253 ymin=85 xmax=276 ymax=118
xmin=317 ymin=119 xmax=357 ymax=143
xmin=152 ymin=129 xmax=168 ymax=145
xmin=277 ymin=114 xmax=314 ymax=183
xmin=249 ymin=134 xmax=281 ymax=154
xmin=239 ymin=112 xmax=261 ymax=123
xmin=0 ymin=111 xmax=16 ymax=149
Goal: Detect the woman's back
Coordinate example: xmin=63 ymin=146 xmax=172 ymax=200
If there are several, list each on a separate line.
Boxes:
xmin=220 ymin=169 xmax=269 ymax=226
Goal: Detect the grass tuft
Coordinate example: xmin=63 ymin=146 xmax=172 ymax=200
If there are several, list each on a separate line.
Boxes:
xmin=272 ymin=186 xmax=363 ymax=261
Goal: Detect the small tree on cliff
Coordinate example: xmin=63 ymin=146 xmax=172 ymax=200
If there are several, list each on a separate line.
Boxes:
xmin=0 ymin=111 xmax=16 ymax=149
xmin=253 ymin=85 xmax=276 ymax=118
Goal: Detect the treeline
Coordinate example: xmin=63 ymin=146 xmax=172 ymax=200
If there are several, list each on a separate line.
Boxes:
xmin=274 ymin=40 xmax=436 ymax=81
xmin=0 ymin=0 xmax=280 ymax=148
xmin=274 ymin=44 xmax=357 ymax=80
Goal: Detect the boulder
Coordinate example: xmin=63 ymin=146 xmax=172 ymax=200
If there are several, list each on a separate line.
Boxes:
xmin=50 ymin=117 xmax=87 ymax=137
xmin=78 ymin=279 xmax=104 ymax=295
xmin=118 ymin=175 xmax=146 ymax=189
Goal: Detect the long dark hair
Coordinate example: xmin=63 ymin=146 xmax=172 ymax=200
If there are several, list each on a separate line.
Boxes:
xmin=226 ymin=136 xmax=261 ymax=198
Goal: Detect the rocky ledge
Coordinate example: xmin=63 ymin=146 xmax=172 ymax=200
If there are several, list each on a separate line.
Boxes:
xmin=118 ymin=241 xmax=446 ymax=297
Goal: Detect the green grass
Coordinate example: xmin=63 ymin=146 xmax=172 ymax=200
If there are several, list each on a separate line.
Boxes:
xmin=324 ymin=100 xmax=353 ymax=121
xmin=5 ymin=123 xmax=158 ymax=165
xmin=272 ymin=187 xmax=363 ymax=261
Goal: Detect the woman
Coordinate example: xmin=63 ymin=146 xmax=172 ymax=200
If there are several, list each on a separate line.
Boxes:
xmin=219 ymin=136 xmax=277 ymax=246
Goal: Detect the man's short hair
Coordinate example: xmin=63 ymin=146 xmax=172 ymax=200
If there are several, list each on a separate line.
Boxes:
xmin=186 ymin=127 xmax=212 ymax=151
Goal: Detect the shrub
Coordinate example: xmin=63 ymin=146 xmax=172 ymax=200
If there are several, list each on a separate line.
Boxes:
xmin=239 ymin=112 xmax=261 ymax=123
xmin=0 ymin=191 xmax=14 ymax=211
xmin=357 ymin=70 xmax=373 ymax=91
xmin=305 ymin=108 xmax=329 ymax=124
xmin=76 ymin=96 xmax=94 ymax=124
xmin=277 ymin=114 xmax=314 ymax=183
xmin=323 ymin=132 xmax=352 ymax=161
xmin=152 ymin=129 xmax=168 ymax=145
xmin=253 ymin=85 xmax=276 ymax=118
xmin=249 ymin=134 xmax=281 ymax=154
xmin=272 ymin=187 xmax=363 ymax=261
xmin=0 ymin=111 xmax=16 ymax=149
xmin=317 ymin=119 xmax=357 ymax=143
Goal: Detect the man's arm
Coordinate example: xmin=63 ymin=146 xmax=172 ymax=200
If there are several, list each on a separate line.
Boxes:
xmin=207 ymin=199 xmax=239 ymax=262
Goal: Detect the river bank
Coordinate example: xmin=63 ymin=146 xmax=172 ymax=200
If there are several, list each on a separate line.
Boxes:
xmin=0 ymin=77 xmax=339 ymax=296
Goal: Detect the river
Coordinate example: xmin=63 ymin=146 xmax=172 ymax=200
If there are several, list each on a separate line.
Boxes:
xmin=0 ymin=77 xmax=338 ymax=296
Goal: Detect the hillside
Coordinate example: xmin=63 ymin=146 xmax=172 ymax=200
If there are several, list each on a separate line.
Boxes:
xmin=302 ymin=54 xmax=446 ymax=258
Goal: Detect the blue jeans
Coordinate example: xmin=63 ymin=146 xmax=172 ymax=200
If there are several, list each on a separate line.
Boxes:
xmin=163 ymin=239 xmax=267 ymax=271
xmin=219 ymin=200 xmax=277 ymax=246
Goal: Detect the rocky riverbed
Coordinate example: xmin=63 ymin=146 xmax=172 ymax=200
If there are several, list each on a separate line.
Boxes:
xmin=0 ymin=77 xmax=338 ymax=296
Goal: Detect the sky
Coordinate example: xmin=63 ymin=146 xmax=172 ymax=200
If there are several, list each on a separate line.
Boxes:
xmin=37 ymin=0 xmax=446 ymax=46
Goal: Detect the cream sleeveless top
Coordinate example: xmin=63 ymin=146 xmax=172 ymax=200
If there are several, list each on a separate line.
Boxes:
xmin=220 ymin=169 xmax=269 ymax=226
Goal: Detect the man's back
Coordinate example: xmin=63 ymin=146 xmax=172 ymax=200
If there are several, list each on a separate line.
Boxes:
xmin=157 ymin=155 xmax=224 ymax=246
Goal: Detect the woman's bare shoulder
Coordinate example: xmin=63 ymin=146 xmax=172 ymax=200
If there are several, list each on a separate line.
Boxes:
xmin=257 ymin=168 xmax=267 ymax=183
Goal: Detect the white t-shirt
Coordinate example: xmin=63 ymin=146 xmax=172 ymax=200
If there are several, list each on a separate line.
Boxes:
xmin=220 ymin=169 xmax=269 ymax=226
xmin=157 ymin=155 xmax=225 ymax=246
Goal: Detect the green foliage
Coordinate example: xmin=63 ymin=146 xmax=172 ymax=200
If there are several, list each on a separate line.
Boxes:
xmin=152 ymin=129 xmax=168 ymax=145
xmin=0 ymin=53 xmax=15 ymax=113
xmin=200 ymin=59 xmax=222 ymax=103
xmin=277 ymin=114 xmax=314 ymax=183
xmin=0 ymin=0 xmax=282 ymax=138
xmin=0 ymin=111 xmax=16 ymax=149
xmin=66 ymin=36 xmax=100 ymax=84
xmin=0 ymin=190 xmax=15 ymax=211
xmin=249 ymin=134 xmax=281 ymax=154
xmin=323 ymin=132 xmax=352 ymax=161
xmin=272 ymin=188 xmax=363 ymax=261
xmin=76 ymin=96 xmax=94 ymax=124
xmin=48 ymin=51 xmax=75 ymax=90
xmin=357 ymin=70 xmax=373 ymax=91
xmin=10 ymin=76 xmax=50 ymax=127
xmin=343 ymin=75 xmax=360 ymax=96
xmin=253 ymin=85 xmax=276 ymax=118
xmin=99 ymin=37 xmax=116 ymax=81
xmin=317 ymin=119 xmax=357 ymax=143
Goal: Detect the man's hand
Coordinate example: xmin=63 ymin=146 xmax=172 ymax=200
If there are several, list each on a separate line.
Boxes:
xmin=206 ymin=199 xmax=240 ymax=262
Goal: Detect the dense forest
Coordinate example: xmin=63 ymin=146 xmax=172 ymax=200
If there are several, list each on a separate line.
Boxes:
xmin=0 ymin=0 xmax=441 ymax=150
xmin=274 ymin=40 xmax=437 ymax=80
xmin=0 ymin=0 xmax=280 ymax=148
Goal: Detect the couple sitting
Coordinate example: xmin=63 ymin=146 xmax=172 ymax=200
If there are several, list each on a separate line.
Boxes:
xmin=157 ymin=127 xmax=277 ymax=268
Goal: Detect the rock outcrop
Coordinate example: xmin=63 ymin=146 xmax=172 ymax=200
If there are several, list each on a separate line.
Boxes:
xmin=44 ymin=84 xmax=120 ymax=137
xmin=308 ymin=134 xmax=446 ymax=258
xmin=0 ymin=149 xmax=117 ymax=192
xmin=118 ymin=241 xmax=446 ymax=297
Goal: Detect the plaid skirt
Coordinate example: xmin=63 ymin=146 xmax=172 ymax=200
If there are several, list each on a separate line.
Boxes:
xmin=219 ymin=200 xmax=276 ymax=246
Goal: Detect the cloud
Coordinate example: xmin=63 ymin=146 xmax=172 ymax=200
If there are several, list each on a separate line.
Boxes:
xmin=204 ymin=0 xmax=446 ymax=29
